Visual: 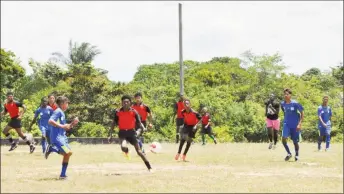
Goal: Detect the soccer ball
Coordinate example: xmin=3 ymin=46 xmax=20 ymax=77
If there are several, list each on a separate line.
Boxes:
xmin=19 ymin=133 xmax=35 ymax=144
xmin=149 ymin=142 xmax=162 ymax=153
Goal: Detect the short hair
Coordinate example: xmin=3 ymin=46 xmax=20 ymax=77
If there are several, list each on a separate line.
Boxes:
xmin=41 ymin=97 xmax=48 ymax=103
xmin=121 ymin=95 xmax=132 ymax=102
xmin=323 ymin=95 xmax=329 ymax=99
xmin=56 ymin=96 xmax=69 ymax=106
xmin=48 ymin=94 xmax=55 ymax=98
xmin=284 ymin=88 xmax=292 ymax=94
xmin=6 ymin=92 xmax=13 ymax=96
xmin=134 ymin=92 xmax=142 ymax=98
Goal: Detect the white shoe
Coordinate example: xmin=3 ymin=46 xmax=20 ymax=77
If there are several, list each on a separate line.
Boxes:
xmin=268 ymin=142 xmax=273 ymax=149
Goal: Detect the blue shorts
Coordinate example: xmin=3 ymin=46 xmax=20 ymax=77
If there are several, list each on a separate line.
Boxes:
xmin=39 ymin=124 xmax=49 ymax=136
xmin=319 ymin=126 xmax=331 ymax=136
xmin=51 ymin=136 xmax=71 ymax=155
xmin=282 ymin=123 xmax=300 ymax=143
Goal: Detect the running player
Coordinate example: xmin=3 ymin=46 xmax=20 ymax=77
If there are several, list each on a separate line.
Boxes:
xmin=264 ymin=94 xmax=281 ymax=149
xmin=280 ymin=88 xmax=304 ymax=161
xmin=48 ymin=94 xmax=58 ymax=111
xmin=108 ymin=95 xmax=153 ymax=172
xmin=173 ymin=94 xmax=185 ymax=143
xmin=1 ymin=92 xmax=36 ymax=153
xmin=175 ymin=99 xmax=202 ymax=161
xmin=131 ymin=92 xmax=153 ymax=154
xmin=28 ymin=97 xmax=53 ymax=153
xmin=317 ymin=95 xmax=332 ymax=151
xmin=200 ymin=107 xmax=217 ymax=145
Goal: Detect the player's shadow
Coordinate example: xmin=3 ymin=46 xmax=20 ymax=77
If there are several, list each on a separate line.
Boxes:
xmin=37 ymin=177 xmax=61 ymax=181
xmin=105 ymin=173 xmax=122 ymax=176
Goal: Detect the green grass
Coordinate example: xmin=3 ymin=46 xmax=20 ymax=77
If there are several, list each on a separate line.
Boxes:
xmin=1 ymin=142 xmax=343 ymax=193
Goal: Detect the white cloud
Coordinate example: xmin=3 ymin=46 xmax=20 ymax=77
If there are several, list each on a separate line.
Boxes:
xmin=1 ymin=1 xmax=343 ymax=82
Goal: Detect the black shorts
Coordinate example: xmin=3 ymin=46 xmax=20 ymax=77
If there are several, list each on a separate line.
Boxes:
xmin=181 ymin=125 xmax=197 ymax=139
xmin=118 ymin=129 xmax=138 ymax=145
xmin=176 ymin=118 xmax=184 ymax=126
xmin=201 ymin=125 xmax=213 ymax=135
xmin=8 ymin=117 xmax=22 ymax=128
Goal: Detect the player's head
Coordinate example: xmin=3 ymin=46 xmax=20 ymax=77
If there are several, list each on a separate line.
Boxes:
xmin=179 ymin=93 xmax=185 ymax=101
xmin=323 ymin=95 xmax=329 ymax=106
xmin=6 ymin=92 xmax=14 ymax=103
xmin=48 ymin=94 xmax=55 ymax=105
xmin=183 ymin=99 xmax=191 ymax=110
xmin=56 ymin=96 xmax=69 ymax=111
xmin=121 ymin=95 xmax=132 ymax=110
xmin=201 ymin=107 xmax=208 ymax=114
xmin=134 ymin=92 xmax=142 ymax=104
xmin=41 ymin=97 xmax=48 ymax=107
xmin=269 ymin=93 xmax=275 ymax=100
xmin=283 ymin=88 xmax=292 ymax=101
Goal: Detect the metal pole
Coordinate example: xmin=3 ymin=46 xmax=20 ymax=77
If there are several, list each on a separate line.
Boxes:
xmin=179 ymin=3 xmax=184 ymax=96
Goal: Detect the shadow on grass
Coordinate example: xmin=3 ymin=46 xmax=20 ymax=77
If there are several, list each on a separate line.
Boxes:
xmin=37 ymin=177 xmax=60 ymax=181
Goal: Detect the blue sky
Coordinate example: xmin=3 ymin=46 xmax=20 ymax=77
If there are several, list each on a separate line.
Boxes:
xmin=1 ymin=1 xmax=343 ymax=82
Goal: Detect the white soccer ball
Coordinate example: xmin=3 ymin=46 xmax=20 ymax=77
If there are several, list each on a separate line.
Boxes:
xmin=149 ymin=142 xmax=162 ymax=153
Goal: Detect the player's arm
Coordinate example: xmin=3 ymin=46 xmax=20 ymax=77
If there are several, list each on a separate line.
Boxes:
xmin=318 ymin=107 xmax=327 ymax=127
xmin=0 ymin=106 xmax=8 ymax=118
xmin=29 ymin=109 xmax=40 ymax=130
xmin=205 ymin=114 xmax=211 ymax=128
xmin=108 ymin=111 xmax=118 ymax=139
xmin=48 ymin=111 xmax=70 ymax=130
xmin=134 ymin=111 xmax=145 ymax=131
xmin=193 ymin=112 xmax=202 ymax=130
xmin=146 ymin=106 xmax=153 ymax=129
xmin=296 ymin=103 xmax=304 ymax=130
xmin=16 ymin=102 xmax=26 ymax=119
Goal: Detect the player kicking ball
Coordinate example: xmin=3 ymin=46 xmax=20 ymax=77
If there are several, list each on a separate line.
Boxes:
xmin=108 ymin=95 xmax=153 ymax=172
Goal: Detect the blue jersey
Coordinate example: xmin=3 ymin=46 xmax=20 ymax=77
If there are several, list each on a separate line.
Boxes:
xmin=49 ymin=108 xmax=67 ymax=143
xmin=318 ymin=105 xmax=332 ymax=127
xmin=281 ymin=100 xmax=304 ymax=128
xmin=34 ymin=106 xmax=53 ymax=127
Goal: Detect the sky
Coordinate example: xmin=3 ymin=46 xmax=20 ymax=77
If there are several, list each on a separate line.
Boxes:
xmin=1 ymin=1 xmax=343 ymax=82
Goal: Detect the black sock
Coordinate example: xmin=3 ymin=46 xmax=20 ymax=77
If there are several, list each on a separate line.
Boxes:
xmin=176 ymin=134 xmax=179 ymax=143
xmin=5 ymin=134 xmax=13 ymax=143
xmin=22 ymin=136 xmax=32 ymax=146
xmin=178 ymin=139 xmax=185 ymax=154
xmin=294 ymin=143 xmax=299 ymax=156
xmin=273 ymin=130 xmax=278 ymax=145
xmin=183 ymin=141 xmax=192 ymax=155
xmin=144 ymin=161 xmax=152 ymax=170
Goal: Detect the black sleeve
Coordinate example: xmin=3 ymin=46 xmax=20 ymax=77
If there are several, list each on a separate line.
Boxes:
xmin=134 ymin=110 xmax=142 ymax=127
xmin=3 ymin=105 xmax=8 ymax=113
xmin=195 ymin=112 xmax=202 ymax=120
xmin=174 ymin=103 xmax=178 ymax=112
xmin=146 ymin=106 xmax=151 ymax=114
xmin=15 ymin=101 xmax=23 ymax=107
xmin=113 ymin=110 xmax=119 ymax=125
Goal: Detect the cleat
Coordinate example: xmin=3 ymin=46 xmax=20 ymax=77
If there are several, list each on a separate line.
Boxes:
xmin=181 ymin=154 xmax=187 ymax=161
xmin=59 ymin=176 xmax=68 ymax=180
xmin=9 ymin=142 xmax=18 ymax=151
xmin=30 ymin=144 xmax=36 ymax=154
xmin=284 ymin=154 xmax=292 ymax=161
xmin=148 ymin=169 xmax=154 ymax=173
xmin=268 ymin=142 xmax=273 ymax=149
xmin=123 ymin=152 xmax=131 ymax=160
xmin=174 ymin=153 xmax=180 ymax=160
xmin=295 ymin=156 xmax=299 ymax=162
xmin=214 ymin=139 xmax=217 ymax=144
xmin=44 ymin=145 xmax=51 ymax=159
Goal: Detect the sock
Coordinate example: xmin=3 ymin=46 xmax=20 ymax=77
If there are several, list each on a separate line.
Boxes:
xmin=273 ymin=130 xmax=278 ymax=145
xmin=22 ymin=136 xmax=31 ymax=146
xmin=268 ymin=133 xmax=273 ymax=142
xmin=41 ymin=139 xmax=46 ymax=153
xmin=294 ymin=143 xmax=299 ymax=156
xmin=60 ymin=162 xmax=68 ymax=177
xmin=176 ymin=134 xmax=179 ymax=143
xmin=318 ymin=136 xmax=322 ymax=149
xmin=325 ymin=135 xmax=331 ymax=149
xmin=5 ymin=134 xmax=14 ymax=143
xmin=282 ymin=140 xmax=291 ymax=155
xmin=202 ymin=134 xmax=205 ymax=144
xmin=183 ymin=141 xmax=192 ymax=155
xmin=138 ymin=139 xmax=143 ymax=150
xmin=144 ymin=161 xmax=152 ymax=170
xmin=178 ymin=139 xmax=185 ymax=154
xmin=209 ymin=135 xmax=216 ymax=141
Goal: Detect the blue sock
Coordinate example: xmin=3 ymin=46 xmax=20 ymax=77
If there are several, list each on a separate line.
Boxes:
xmin=138 ymin=139 xmax=143 ymax=149
xmin=42 ymin=139 xmax=46 ymax=153
xmin=282 ymin=142 xmax=291 ymax=155
xmin=60 ymin=163 xmax=68 ymax=177
xmin=325 ymin=135 xmax=331 ymax=149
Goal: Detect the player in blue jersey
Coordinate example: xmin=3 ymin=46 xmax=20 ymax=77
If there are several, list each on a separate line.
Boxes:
xmin=47 ymin=96 xmax=79 ymax=179
xmin=29 ymin=97 xmax=53 ymax=153
xmin=317 ymin=95 xmax=332 ymax=151
xmin=280 ymin=88 xmax=304 ymax=162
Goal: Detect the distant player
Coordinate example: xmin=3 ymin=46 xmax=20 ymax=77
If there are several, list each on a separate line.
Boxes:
xmin=280 ymin=88 xmax=304 ymax=161
xmin=264 ymin=94 xmax=280 ymax=149
xmin=108 ymin=95 xmax=153 ymax=172
xmin=173 ymin=94 xmax=186 ymax=143
xmin=47 ymin=96 xmax=79 ymax=179
xmin=131 ymin=92 xmax=153 ymax=154
xmin=48 ymin=94 xmax=58 ymax=111
xmin=317 ymin=95 xmax=332 ymax=151
xmin=0 ymin=92 xmax=36 ymax=153
xmin=175 ymin=99 xmax=202 ymax=161
xmin=200 ymin=107 xmax=217 ymax=145
xmin=29 ymin=97 xmax=53 ymax=153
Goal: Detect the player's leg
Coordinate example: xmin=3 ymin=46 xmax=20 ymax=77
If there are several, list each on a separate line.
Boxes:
xmin=176 ymin=131 xmax=187 ymax=160
xmin=207 ymin=127 xmax=217 ymax=144
xmin=58 ymin=143 xmax=73 ymax=179
xmin=129 ymin=136 xmax=152 ymax=171
xmin=281 ymin=123 xmax=292 ymax=161
xmin=317 ymin=128 xmax=324 ymax=151
xmin=13 ymin=118 xmax=35 ymax=153
xmin=2 ymin=125 xmax=17 ymax=151
xmin=266 ymin=118 xmax=274 ymax=149
xmin=290 ymin=129 xmax=300 ymax=161
xmin=176 ymin=119 xmax=182 ymax=144
xmin=182 ymin=136 xmax=192 ymax=161
xmin=325 ymin=126 xmax=331 ymax=151
xmin=201 ymin=125 xmax=206 ymax=145
xmin=40 ymin=125 xmax=47 ymax=153
xmin=272 ymin=119 xmax=280 ymax=149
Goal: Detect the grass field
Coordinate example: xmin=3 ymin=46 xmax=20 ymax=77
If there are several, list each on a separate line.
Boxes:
xmin=1 ymin=142 xmax=343 ymax=193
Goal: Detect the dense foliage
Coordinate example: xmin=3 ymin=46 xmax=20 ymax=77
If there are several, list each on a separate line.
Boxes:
xmin=1 ymin=43 xmax=343 ymax=143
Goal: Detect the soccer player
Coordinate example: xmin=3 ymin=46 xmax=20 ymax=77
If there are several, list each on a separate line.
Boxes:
xmin=48 ymin=94 xmax=58 ymax=111
xmin=173 ymin=94 xmax=186 ymax=143
xmin=175 ymin=99 xmax=202 ymax=161
xmin=131 ymin=92 xmax=153 ymax=154
xmin=108 ymin=95 xmax=153 ymax=172
xmin=264 ymin=94 xmax=281 ymax=149
xmin=47 ymin=96 xmax=79 ymax=179
xmin=200 ymin=107 xmax=217 ymax=145
xmin=280 ymin=88 xmax=304 ymax=161
xmin=1 ymin=92 xmax=36 ymax=153
xmin=317 ymin=95 xmax=332 ymax=151
xmin=28 ymin=97 xmax=53 ymax=153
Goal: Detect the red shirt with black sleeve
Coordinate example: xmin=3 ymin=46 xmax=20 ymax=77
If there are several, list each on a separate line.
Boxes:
xmin=175 ymin=101 xmax=185 ymax=119
xmin=202 ymin=113 xmax=211 ymax=125
xmin=114 ymin=107 xmax=142 ymax=130
xmin=182 ymin=109 xmax=202 ymax=126
xmin=131 ymin=103 xmax=151 ymax=122
xmin=4 ymin=101 xmax=23 ymax=119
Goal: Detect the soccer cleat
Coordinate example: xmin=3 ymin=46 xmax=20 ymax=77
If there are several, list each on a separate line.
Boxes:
xmin=325 ymin=148 xmax=329 ymax=152
xmin=181 ymin=154 xmax=187 ymax=161
xmin=123 ymin=152 xmax=131 ymax=160
xmin=295 ymin=156 xmax=299 ymax=162
xmin=268 ymin=142 xmax=273 ymax=149
xmin=284 ymin=154 xmax=292 ymax=161
xmin=59 ymin=176 xmax=68 ymax=180
xmin=44 ymin=145 xmax=51 ymax=159
xmin=202 ymin=143 xmax=206 ymax=146
xmin=8 ymin=142 xmax=18 ymax=151
xmin=29 ymin=144 xmax=36 ymax=154
xmin=214 ymin=139 xmax=217 ymax=144
xmin=174 ymin=153 xmax=180 ymax=160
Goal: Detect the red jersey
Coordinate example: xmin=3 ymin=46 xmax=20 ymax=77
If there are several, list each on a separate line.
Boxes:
xmin=202 ymin=113 xmax=211 ymax=125
xmin=114 ymin=108 xmax=141 ymax=130
xmin=131 ymin=103 xmax=151 ymax=122
xmin=175 ymin=101 xmax=185 ymax=119
xmin=182 ymin=109 xmax=202 ymax=126
xmin=48 ymin=103 xmax=58 ymax=111
xmin=4 ymin=101 xmax=23 ymax=119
